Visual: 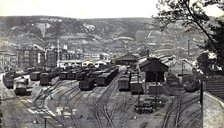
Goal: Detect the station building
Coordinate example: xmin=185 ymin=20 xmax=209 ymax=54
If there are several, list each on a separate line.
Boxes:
xmin=115 ymin=53 xmax=139 ymax=67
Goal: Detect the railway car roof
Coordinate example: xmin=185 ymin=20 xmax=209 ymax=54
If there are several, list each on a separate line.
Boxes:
xmin=98 ymin=73 xmax=111 ymax=77
xmin=118 ymin=77 xmax=130 ymax=81
xmin=15 ymin=78 xmax=28 ymax=83
xmin=60 ymin=71 xmax=68 ymax=73
xmin=32 ymin=71 xmax=41 ymax=74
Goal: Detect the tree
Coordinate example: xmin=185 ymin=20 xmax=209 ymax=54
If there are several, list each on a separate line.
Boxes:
xmin=156 ymin=0 xmax=224 ymax=74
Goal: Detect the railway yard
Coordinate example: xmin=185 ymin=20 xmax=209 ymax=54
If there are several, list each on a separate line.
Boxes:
xmin=0 ymin=65 xmax=202 ymax=128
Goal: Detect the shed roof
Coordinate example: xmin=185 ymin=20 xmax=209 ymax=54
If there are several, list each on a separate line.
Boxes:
xmin=115 ymin=53 xmax=139 ymax=61
xmin=139 ymin=57 xmax=168 ymax=72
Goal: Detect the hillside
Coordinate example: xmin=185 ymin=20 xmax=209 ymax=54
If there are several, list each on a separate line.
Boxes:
xmin=0 ymin=16 xmax=205 ymax=55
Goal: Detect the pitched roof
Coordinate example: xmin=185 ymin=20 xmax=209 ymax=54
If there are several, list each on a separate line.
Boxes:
xmin=139 ymin=57 xmax=168 ymax=72
xmin=116 ymin=53 xmax=139 ymax=61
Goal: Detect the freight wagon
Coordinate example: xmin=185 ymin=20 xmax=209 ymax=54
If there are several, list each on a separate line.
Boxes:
xmin=51 ymin=67 xmax=64 ymax=76
xmin=67 ymin=71 xmax=76 ymax=80
xmin=79 ymin=78 xmax=95 ymax=91
xmin=65 ymin=66 xmax=73 ymax=71
xmin=118 ymin=77 xmax=130 ymax=91
xmin=40 ymin=73 xmax=52 ymax=86
xmin=110 ymin=66 xmax=119 ymax=77
xmin=76 ymin=72 xmax=87 ymax=81
xmin=14 ymin=77 xmax=29 ymax=95
xmin=59 ymin=72 xmax=68 ymax=80
xmin=88 ymin=71 xmax=103 ymax=79
xmin=25 ymin=67 xmax=37 ymax=74
xmin=166 ymin=74 xmax=180 ymax=86
xmin=30 ymin=71 xmax=41 ymax=81
xmin=118 ymin=68 xmax=132 ymax=91
xmin=130 ymin=75 xmax=144 ymax=95
xmin=2 ymin=75 xmax=14 ymax=89
xmin=2 ymin=71 xmax=23 ymax=89
xmin=95 ymin=73 xmax=112 ymax=86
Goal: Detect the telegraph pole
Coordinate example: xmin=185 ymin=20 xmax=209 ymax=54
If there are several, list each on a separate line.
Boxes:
xmin=57 ymin=39 xmax=60 ymax=67
xmin=155 ymin=71 xmax=158 ymax=111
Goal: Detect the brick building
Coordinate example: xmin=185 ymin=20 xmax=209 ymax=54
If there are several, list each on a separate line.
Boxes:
xmin=0 ymin=51 xmax=17 ymax=70
xmin=17 ymin=46 xmax=46 ymax=69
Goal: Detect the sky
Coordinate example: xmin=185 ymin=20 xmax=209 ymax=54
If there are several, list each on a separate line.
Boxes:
xmin=0 ymin=0 xmax=223 ymax=18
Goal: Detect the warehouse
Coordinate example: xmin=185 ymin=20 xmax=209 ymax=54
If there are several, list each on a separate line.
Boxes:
xmin=115 ymin=53 xmax=139 ymax=67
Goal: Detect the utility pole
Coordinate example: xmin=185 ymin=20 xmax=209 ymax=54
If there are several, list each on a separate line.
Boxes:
xmin=44 ymin=118 xmax=47 ymax=128
xmin=182 ymin=60 xmax=184 ymax=76
xmin=155 ymin=71 xmax=158 ymax=111
xmin=57 ymin=39 xmax=60 ymax=67
xmin=137 ymin=71 xmax=140 ymax=106
xmin=188 ymin=40 xmax=190 ymax=58
xmin=44 ymin=116 xmax=51 ymax=128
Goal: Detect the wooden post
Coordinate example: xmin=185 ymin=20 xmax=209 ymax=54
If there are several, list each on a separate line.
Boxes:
xmin=181 ymin=60 xmax=184 ymax=76
xmin=137 ymin=71 xmax=140 ymax=106
xmin=44 ymin=118 xmax=47 ymax=128
xmin=155 ymin=71 xmax=158 ymax=111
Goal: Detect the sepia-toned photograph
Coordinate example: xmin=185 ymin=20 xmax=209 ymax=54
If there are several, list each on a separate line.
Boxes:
xmin=0 ymin=0 xmax=223 ymax=128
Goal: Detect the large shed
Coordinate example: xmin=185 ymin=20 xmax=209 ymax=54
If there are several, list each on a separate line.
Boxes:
xmin=139 ymin=57 xmax=168 ymax=82
xmin=139 ymin=57 xmax=168 ymax=72
xmin=115 ymin=53 xmax=139 ymax=66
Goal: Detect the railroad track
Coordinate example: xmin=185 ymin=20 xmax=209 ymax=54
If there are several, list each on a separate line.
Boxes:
xmin=32 ymin=79 xmax=76 ymax=128
xmin=85 ymin=86 xmax=106 ymax=128
xmin=34 ymin=79 xmax=76 ymax=108
xmin=52 ymin=81 xmax=79 ymax=127
xmin=162 ymin=85 xmax=185 ymax=128
xmin=177 ymin=108 xmax=201 ymax=128
xmin=56 ymin=80 xmax=79 ymax=109
xmin=110 ymin=91 xmax=137 ymax=128
xmin=93 ymin=70 xmax=125 ymax=128
xmin=176 ymin=96 xmax=201 ymax=128
xmin=2 ymin=90 xmax=19 ymax=128
xmin=162 ymin=89 xmax=201 ymax=128
xmin=66 ymin=91 xmax=87 ymax=128
xmin=59 ymin=89 xmax=83 ymax=127
xmin=186 ymin=113 xmax=201 ymax=128
xmin=1 ymin=82 xmax=62 ymax=128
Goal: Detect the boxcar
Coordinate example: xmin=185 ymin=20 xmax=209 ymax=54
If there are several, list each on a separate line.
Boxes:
xmin=130 ymin=82 xmax=144 ymax=95
xmin=3 ymin=71 xmax=20 ymax=89
xmin=67 ymin=71 xmax=76 ymax=80
xmin=79 ymin=78 xmax=95 ymax=91
xmin=3 ymin=75 xmax=14 ymax=89
xmin=118 ymin=77 xmax=130 ymax=91
xmin=40 ymin=73 xmax=52 ymax=86
xmin=30 ymin=71 xmax=41 ymax=81
xmin=95 ymin=73 xmax=111 ymax=86
xmin=76 ymin=72 xmax=86 ymax=81
xmin=5 ymin=71 xmax=16 ymax=77
xmin=51 ymin=67 xmax=64 ymax=76
xmin=65 ymin=66 xmax=73 ymax=71
xmin=109 ymin=67 xmax=119 ymax=78
xmin=26 ymin=68 xmax=36 ymax=74
xmin=13 ymin=77 xmax=29 ymax=95
xmin=166 ymin=73 xmax=180 ymax=86
xmin=59 ymin=72 xmax=68 ymax=80
xmin=88 ymin=71 xmax=103 ymax=79
xmin=130 ymin=75 xmax=144 ymax=95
